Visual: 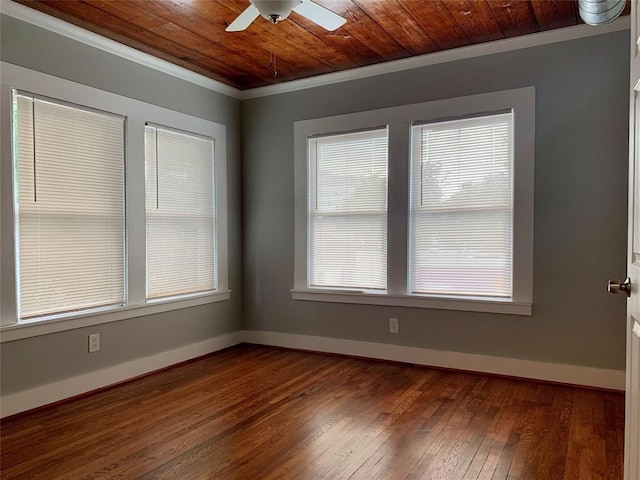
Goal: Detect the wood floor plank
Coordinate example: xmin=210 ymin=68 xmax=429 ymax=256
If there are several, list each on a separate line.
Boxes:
xmin=0 ymin=344 xmax=626 ymax=480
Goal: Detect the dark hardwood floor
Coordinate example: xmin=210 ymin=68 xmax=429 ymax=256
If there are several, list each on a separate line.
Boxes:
xmin=0 ymin=344 xmax=625 ymax=479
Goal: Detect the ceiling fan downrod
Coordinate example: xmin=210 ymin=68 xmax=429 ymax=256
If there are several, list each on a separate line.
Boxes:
xmin=267 ymin=14 xmax=283 ymax=24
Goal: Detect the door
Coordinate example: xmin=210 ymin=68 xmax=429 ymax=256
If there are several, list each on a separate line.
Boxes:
xmin=622 ymin=2 xmax=640 ymax=478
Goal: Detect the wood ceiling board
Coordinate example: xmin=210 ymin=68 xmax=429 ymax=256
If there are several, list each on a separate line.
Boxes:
xmin=530 ymin=0 xmax=578 ymax=31
xmin=286 ymin=2 xmax=402 ymax=70
xmin=270 ymin=19 xmax=358 ymax=71
xmin=487 ymin=0 xmax=540 ymax=38
xmin=444 ymin=0 xmax=506 ymax=44
xmin=285 ymin=21 xmax=380 ymax=70
xmin=350 ymin=0 xmax=441 ymax=56
xmin=398 ymin=0 xmax=473 ymax=50
xmin=313 ymin=0 xmax=411 ymax=62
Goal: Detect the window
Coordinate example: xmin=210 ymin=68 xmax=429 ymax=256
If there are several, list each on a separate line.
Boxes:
xmin=410 ymin=113 xmax=513 ymax=298
xmin=309 ymin=129 xmax=388 ymax=291
xmin=294 ymin=87 xmax=534 ymax=315
xmin=13 ymin=93 xmax=125 ymax=320
xmin=1 ymin=64 xmax=229 ymax=338
xmin=145 ymin=125 xmax=217 ymax=300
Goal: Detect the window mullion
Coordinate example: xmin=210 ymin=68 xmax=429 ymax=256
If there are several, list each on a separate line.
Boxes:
xmin=126 ymin=118 xmax=147 ymax=307
xmin=0 ymin=86 xmax=17 ymax=326
xmin=387 ymin=122 xmax=410 ymax=295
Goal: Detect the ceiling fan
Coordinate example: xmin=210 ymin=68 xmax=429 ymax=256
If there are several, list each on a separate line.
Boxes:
xmin=226 ymin=0 xmax=347 ymax=32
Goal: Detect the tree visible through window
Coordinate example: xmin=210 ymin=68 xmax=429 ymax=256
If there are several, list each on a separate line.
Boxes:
xmin=410 ymin=113 xmax=513 ymax=298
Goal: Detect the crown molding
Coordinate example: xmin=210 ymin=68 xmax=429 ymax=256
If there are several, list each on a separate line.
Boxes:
xmin=0 ymin=0 xmax=630 ymax=101
xmin=0 ymin=0 xmax=243 ymax=99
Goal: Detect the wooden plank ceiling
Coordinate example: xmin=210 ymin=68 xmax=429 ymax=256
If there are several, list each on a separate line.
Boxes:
xmin=15 ymin=0 xmax=631 ymax=90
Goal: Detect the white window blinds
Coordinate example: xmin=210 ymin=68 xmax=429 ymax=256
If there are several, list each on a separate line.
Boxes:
xmin=410 ymin=112 xmax=513 ymax=298
xmin=309 ymin=128 xmax=388 ymax=290
xmin=14 ymin=93 xmax=126 ymax=319
xmin=145 ymin=125 xmax=216 ymax=300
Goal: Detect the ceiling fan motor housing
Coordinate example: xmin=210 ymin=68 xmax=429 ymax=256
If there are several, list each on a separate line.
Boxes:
xmin=252 ymin=0 xmax=302 ymax=23
xmin=226 ymin=0 xmax=346 ymax=32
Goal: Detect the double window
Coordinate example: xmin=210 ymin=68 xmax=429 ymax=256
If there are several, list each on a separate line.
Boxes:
xmin=1 ymin=65 xmax=228 ymax=332
xmin=294 ymin=88 xmax=534 ymax=315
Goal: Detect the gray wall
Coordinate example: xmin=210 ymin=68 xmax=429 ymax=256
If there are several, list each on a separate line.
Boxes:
xmin=242 ymin=31 xmax=630 ymax=371
xmin=0 ymin=15 xmax=243 ymax=394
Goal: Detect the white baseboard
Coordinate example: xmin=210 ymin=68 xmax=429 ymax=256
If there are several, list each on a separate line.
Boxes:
xmin=0 ymin=331 xmax=243 ymax=418
xmin=242 ymin=330 xmax=626 ymax=391
xmin=1 ymin=329 xmax=624 ymax=418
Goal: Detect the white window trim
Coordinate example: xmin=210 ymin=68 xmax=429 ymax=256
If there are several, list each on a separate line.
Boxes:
xmin=0 ymin=62 xmax=230 ymax=342
xmin=293 ymin=87 xmax=534 ymax=315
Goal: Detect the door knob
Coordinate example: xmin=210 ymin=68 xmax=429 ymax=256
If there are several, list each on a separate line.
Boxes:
xmin=608 ymin=277 xmax=631 ymax=297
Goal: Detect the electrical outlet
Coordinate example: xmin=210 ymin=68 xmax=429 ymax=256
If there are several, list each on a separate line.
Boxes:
xmin=89 ymin=333 xmax=100 ymax=353
xmin=389 ymin=318 xmax=399 ymax=334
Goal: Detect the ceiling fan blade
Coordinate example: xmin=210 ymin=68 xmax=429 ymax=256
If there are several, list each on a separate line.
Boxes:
xmin=294 ymin=1 xmax=346 ymax=31
xmin=226 ymin=4 xmax=260 ymax=32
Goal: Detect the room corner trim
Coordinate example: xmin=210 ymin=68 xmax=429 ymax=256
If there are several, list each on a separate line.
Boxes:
xmin=242 ymin=330 xmax=626 ymax=391
xmin=0 ymin=331 xmax=244 ymax=418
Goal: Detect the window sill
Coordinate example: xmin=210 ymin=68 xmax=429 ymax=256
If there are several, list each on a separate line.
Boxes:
xmin=0 ymin=290 xmax=231 ymax=342
xmin=291 ymin=289 xmax=531 ymax=316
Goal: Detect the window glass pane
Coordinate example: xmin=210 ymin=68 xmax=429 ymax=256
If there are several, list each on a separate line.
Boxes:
xmin=145 ymin=125 xmax=216 ymax=299
xmin=309 ymin=128 xmax=388 ymax=290
xmin=410 ymin=113 xmax=513 ymax=298
xmin=14 ymin=93 xmax=126 ymax=319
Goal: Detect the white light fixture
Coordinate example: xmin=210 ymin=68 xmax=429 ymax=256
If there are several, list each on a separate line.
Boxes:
xmin=253 ymin=0 xmax=301 ymax=23
xmin=226 ymin=0 xmax=346 ymax=32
